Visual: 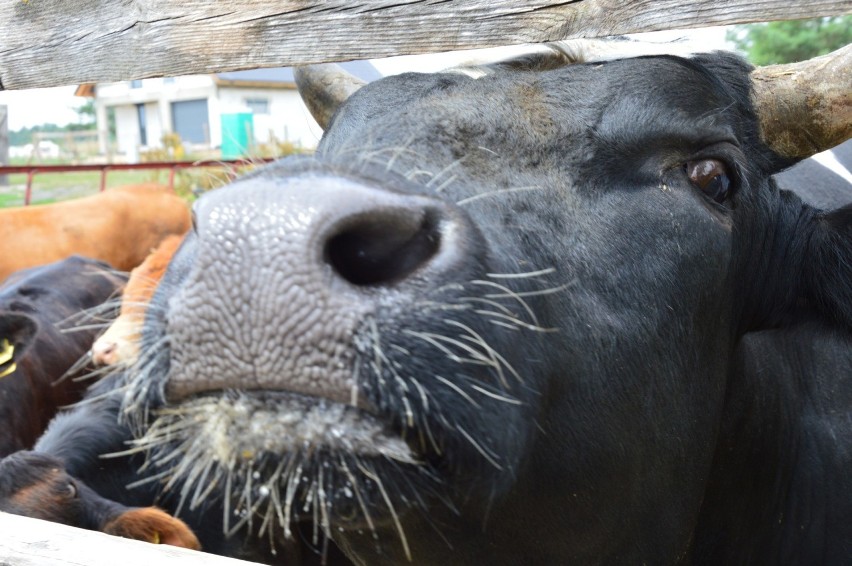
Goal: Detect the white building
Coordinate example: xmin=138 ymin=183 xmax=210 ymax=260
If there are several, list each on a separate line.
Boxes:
xmin=8 ymin=140 xmax=61 ymax=160
xmin=75 ymin=62 xmax=382 ymax=162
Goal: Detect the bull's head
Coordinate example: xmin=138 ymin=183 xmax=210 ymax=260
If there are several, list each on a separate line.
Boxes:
xmin=120 ymin=43 xmax=852 ymax=564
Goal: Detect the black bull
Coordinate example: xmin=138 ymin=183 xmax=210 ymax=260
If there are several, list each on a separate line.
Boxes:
xmin=11 ymin=51 xmax=852 ymax=564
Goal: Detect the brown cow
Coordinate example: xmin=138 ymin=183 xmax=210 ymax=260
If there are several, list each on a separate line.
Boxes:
xmin=0 ymin=256 xmax=125 ymax=457
xmin=0 ymin=184 xmax=190 ymax=282
xmin=92 ymin=234 xmax=184 ymax=367
xmin=0 ymin=450 xmax=200 ymax=550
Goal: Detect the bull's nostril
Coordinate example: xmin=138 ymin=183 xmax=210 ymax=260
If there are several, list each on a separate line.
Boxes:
xmin=325 ymin=209 xmax=442 ymax=286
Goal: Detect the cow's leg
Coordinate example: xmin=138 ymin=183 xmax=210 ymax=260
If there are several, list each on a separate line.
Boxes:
xmin=104 ymin=506 xmax=201 ymax=548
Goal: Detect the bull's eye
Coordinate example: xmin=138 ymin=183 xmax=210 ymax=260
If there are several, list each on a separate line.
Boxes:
xmin=66 ymin=481 xmax=77 ymax=499
xmin=686 ymin=159 xmax=731 ymax=203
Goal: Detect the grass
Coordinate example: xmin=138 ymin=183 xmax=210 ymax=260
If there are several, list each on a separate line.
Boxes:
xmin=0 ymin=170 xmax=168 ymax=208
xmin=0 ymin=192 xmax=55 ymax=207
xmin=0 ymin=142 xmax=308 ymax=208
xmin=0 ymin=167 xmax=240 ymax=208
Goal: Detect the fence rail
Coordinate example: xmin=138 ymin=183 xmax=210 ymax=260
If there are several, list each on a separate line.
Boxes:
xmin=0 ymin=511 xmax=261 ymax=566
xmin=0 ymin=158 xmax=276 ymax=204
xmin=1 ymin=0 xmax=850 ymax=90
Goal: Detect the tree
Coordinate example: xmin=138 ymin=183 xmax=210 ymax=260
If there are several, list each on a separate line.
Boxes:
xmin=74 ymin=99 xmax=96 ymax=125
xmin=727 ymin=16 xmax=852 ymax=65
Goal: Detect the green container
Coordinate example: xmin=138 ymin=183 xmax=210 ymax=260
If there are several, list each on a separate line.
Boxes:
xmin=220 ymin=113 xmax=254 ymax=158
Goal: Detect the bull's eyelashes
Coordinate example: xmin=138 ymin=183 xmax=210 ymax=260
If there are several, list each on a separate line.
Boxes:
xmin=685 ymin=159 xmax=733 ymax=204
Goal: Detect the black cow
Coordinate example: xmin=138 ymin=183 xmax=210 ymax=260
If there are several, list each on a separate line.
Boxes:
xmin=9 ymin=45 xmax=852 ymax=565
xmin=776 ymin=138 xmax=852 ymax=209
xmin=0 ymin=256 xmax=125 ymax=456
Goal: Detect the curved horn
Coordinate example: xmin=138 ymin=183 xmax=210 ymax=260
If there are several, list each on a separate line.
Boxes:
xmin=751 ymin=44 xmax=851 ymax=161
xmin=294 ymin=64 xmax=366 ymax=130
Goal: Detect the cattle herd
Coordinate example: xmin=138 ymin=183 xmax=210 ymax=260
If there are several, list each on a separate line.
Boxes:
xmin=0 ymin=41 xmax=850 ymax=565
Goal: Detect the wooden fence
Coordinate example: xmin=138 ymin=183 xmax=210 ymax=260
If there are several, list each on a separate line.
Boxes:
xmin=0 ymin=1 xmax=849 ymax=90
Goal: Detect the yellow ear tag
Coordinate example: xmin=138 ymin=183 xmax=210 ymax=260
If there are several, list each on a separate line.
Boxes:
xmin=0 ymin=339 xmax=15 ymax=378
xmin=0 ymin=339 xmax=13 ymax=365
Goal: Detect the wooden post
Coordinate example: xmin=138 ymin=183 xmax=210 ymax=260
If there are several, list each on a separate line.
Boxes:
xmin=32 ymin=131 xmax=42 ymax=163
xmin=0 ymin=511 xmax=263 ymax=566
xmin=24 ymin=169 xmax=35 ymax=205
xmin=99 ymin=166 xmax=109 ymax=192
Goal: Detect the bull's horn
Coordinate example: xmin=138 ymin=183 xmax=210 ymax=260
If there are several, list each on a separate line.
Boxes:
xmin=751 ymin=43 xmax=851 ymax=161
xmin=294 ymin=64 xmax=366 ymax=130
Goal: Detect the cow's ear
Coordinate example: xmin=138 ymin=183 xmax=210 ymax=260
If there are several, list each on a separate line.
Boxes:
xmin=803 ymin=204 xmax=852 ymax=328
xmin=0 ymin=313 xmax=38 ymax=378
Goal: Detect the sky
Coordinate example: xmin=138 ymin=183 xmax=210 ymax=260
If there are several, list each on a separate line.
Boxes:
xmin=372 ymin=26 xmax=733 ymax=75
xmin=0 ymin=26 xmax=732 ymax=132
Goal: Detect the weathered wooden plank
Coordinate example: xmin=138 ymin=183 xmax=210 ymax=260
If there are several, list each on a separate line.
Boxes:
xmin=0 ymin=0 xmax=849 ymax=90
xmin=0 ymin=511 xmax=262 ymax=566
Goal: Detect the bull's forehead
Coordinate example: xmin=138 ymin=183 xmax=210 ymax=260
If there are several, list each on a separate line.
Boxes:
xmin=321 ymin=54 xmax=747 ymax=162
xmin=314 ymin=54 xmax=751 ymax=226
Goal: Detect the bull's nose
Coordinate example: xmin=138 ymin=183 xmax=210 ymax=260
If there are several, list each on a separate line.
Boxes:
xmin=166 ymin=173 xmax=477 ymax=404
xmin=194 ymin=174 xmax=470 ymax=289
xmin=324 ymin=202 xmax=442 ymax=287
xmin=244 ymin=173 xmax=468 ymax=291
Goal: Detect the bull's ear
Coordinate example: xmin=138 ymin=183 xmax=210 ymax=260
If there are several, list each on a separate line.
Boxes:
xmin=0 ymin=313 xmax=37 ymax=378
xmin=804 ymin=204 xmax=852 ymax=327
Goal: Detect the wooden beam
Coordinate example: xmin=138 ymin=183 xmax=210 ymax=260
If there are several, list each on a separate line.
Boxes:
xmin=0 ymin=511 xmax=262 ymax=566
xmin=0 ymin=0 xmax=850 ymax=90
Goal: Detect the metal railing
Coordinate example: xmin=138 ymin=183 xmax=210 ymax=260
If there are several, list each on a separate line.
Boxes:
xmin=0 ymin=158 xmax=276 ymax=204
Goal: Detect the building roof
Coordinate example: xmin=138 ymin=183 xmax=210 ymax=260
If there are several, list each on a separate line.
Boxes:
xmin=75 ymin=60 xmax=383 ymax=96
xmin=75 ymin=83 xmax=96 ymax=97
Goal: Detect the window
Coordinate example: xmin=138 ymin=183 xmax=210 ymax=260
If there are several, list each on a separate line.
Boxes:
xmin=163 ymin=77 xmax=176 ymax=84
xmin=172 ymin=99 xmax=210 ymax=144
xmin=130 ymin=80 xmax=143 ymax=89
xmin=136 ymin=103 xmax=147 ymax=146
xmin=245 ymin=97 xmax=270 ymax=115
